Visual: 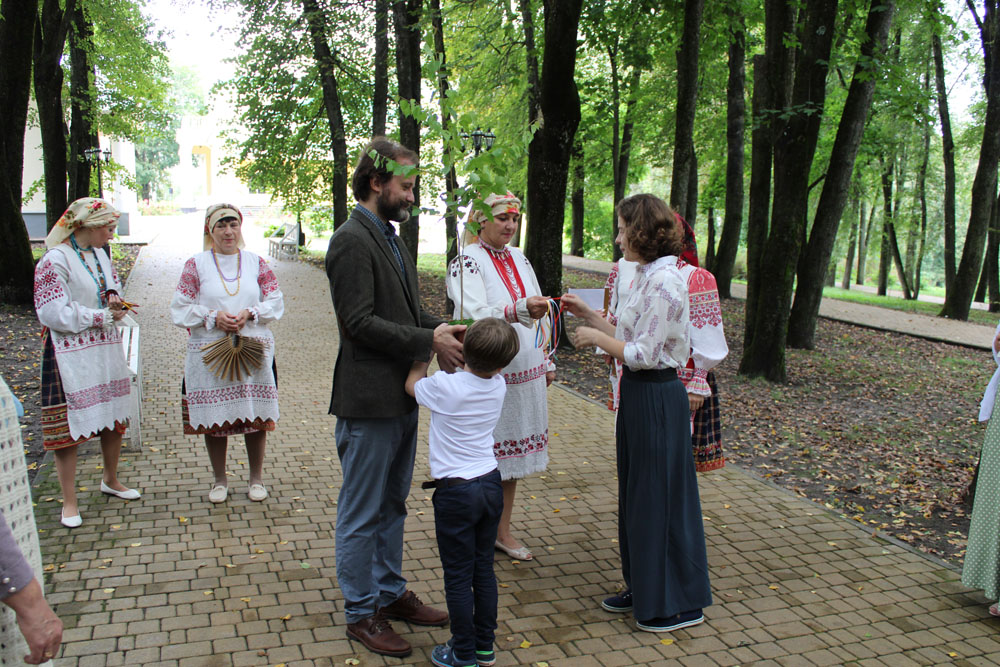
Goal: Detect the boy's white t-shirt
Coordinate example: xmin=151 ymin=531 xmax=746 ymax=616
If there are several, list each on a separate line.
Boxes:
xmin=413 ymin=370 xmax=506 ymax=480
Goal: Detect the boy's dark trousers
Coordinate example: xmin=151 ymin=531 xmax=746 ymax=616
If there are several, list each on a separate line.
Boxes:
xmin=432 ymin=469 xmax=503 ymax=663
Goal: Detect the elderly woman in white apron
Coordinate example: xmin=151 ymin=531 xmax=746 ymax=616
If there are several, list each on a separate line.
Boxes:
xmin=34 ymin=198 xmax=140 ymax=529
xmin=171 ymin=204 xmax=284 ymax=503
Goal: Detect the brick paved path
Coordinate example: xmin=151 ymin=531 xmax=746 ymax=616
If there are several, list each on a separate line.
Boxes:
xmin=36 ymin=217 xmax=1000 ymax=665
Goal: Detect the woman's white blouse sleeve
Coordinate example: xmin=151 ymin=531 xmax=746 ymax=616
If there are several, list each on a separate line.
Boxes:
xmin=251 ymin=256 xmax=284 ymax=324
xmin=171 ymin=257 xmax=214 ymax=329
xmin=680 ymin=268 xmax=729 ymax=395
xmin=447 ymin=254 xmax=507 ymax=321
xmin=620 ymin=264 xmax=690 ymax=371
xmin=34 ymin=251 xmax=112 ymax=333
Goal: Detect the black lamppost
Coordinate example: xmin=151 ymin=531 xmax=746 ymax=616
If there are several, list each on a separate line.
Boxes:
xmin=84 ymin=147 xmax=111 ymax=198
xmin=460 ymin=128 xmax=496 ymax=156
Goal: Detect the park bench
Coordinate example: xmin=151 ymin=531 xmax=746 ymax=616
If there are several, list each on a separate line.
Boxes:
xmin=120 ymin=322 xmax=142 ymax=448
xmin=268 ymin=222 xmax=300 ymax=261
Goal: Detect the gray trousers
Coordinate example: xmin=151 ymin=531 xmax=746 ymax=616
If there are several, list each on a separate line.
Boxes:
xmin=334 ymin=408 xmax=419 ymax=623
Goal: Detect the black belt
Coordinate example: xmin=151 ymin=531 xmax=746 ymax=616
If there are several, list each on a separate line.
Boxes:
xmin=622 ymin=367 xmax=678 ymax=382
xmin=421 ymin=468 xmax=498 ymax=489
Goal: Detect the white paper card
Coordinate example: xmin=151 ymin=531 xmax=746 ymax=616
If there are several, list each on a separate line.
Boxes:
xmin=566 ymin=288 xmax=604 ymax=315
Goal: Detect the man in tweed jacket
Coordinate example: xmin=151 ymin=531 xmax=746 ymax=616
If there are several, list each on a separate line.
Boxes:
xmin=326 ymin=137 xmax=464 ymax=658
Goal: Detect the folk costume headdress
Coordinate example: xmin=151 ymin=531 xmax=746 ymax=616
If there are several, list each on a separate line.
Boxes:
xmin=464 ymin=192 xmax=521 ymax=245
xmin=45 ymin=198 xmax=121 ymax=249
xmin=203 ymin=203 xmax=245 ymax=251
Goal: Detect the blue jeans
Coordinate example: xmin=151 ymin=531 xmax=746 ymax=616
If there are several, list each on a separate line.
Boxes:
xmin=433 ymin=469 xmax=503 ymax=663
xmin=334 ymin=410 xmax=418 ymax=623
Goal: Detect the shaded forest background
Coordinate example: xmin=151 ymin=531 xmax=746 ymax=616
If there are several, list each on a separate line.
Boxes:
xmin=3 ymin=0 xmax=1000 ymax=385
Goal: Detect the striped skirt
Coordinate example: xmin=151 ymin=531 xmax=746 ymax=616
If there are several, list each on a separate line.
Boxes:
xmin=692 ymin=371 xmax=724 ymax=472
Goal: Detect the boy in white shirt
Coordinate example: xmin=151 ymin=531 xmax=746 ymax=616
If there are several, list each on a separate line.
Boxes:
xmin=405 ymin=317 xmax=520 ymax=667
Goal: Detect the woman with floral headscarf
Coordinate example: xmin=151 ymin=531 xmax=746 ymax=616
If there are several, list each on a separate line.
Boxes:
xmin=33 ymin=197 xmax=139 ymax=528
xmin=446 ymin=193 xmax=552 ymax=561
xmin=171 ymin=204 xmax=284 ymax=503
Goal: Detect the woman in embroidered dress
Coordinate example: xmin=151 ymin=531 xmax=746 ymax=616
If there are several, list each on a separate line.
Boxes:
xmin=33 ymin=198 xmax=140 ymax=529
xmin=962 ymin=323 xmax=1000 ymax=616
xmin=562 ymin=194 xmax=711 ymax=633
xmin=446 ymin=193 xmax=552 ymax=561
xmin=171 ymin=204 xmax=284 ymax=503
xmin=604 ymin=218 xmax=728 ymax=472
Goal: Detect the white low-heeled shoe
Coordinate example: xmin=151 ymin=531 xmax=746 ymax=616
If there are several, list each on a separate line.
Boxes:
xmin=248 ymin=484 xmax=268 ymax=502
xmin=100 ymin=481 xmax=141 ymax=500
xmin=208 ymin=484 xmax=228 ymax=503
xmin=60 ymin=510 xmax=82 ymax=528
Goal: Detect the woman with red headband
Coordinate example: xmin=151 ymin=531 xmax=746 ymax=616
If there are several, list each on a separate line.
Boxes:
xmin=446 ymin=193 xmax=552 ymax=561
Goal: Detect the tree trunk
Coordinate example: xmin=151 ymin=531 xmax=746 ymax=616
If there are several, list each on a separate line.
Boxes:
xmin=787 ymin=0 xmax=894 ymax=348
xmin=933 ymin=31 xmax=957 ymax=295
xmin=912 ymin=76 xmax=929 ymax=300
xmin=429 ymin=0 xmax=458 ymax=278
xmin=67 ymin=1 xmax=95 ymax=202
xmin=979 ymin=184 xmax=1000 ymax=308
xmin=524 ymin=0 xmax=583 ymax=298
xmin=520 ymin=0 xmax=541 ymax=127
xmin=740 ymin=0 xmax=838 ymax=382
xmin=991 ymin=189 xmax=1000 ymax=312
xmin=373 ymin=0 xmax=389 ymax=136
xmin=744 ymin=0 xmax=794 ymax=332
xmin=393 ymin=0 xmax=422 ymax=262
xmin=612 ymin=67 xmax=640 ymax=262
xmin=705 ymin=206 xmax=716 ymax=269
xmin=668 ymin=0 xmax=705 ymax=220
xmin=34 ymin=0 xmax=77 ymax=231
xmin=841 ymin=190 xmax=858 ymax=290
xmin=686 ymin=151 xmax=699 ymax=229
xmin=940 ymin=2 xmax=1000 ymax=320
xmin=877 ymin=159 xmax=891 ymax=295
xmin=571 ymin=138 xmax=584 ymax=257
xmin=0 ymin=0 xmax=38 ymax=304
xmin=858 ymin=196 xmax=877 ymax=284
xmin=303 ymin=0 xmax=350 ymax=231
xmin=714 ymin=10 xmax=746 ymax=299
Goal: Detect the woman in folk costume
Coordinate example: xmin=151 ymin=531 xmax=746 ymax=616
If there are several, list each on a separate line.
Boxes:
xmin=33 ymin=198 xmax=139 ymax=529
xmin=171 ymin=204 xmax=284 ymax=504
xmin=962 ymin=322 xmax=1000 ymax=615
xmin=604 ymin=215 xmax=728 ymax=471
xmin=446 ymin=193 xmax=552 ymax=561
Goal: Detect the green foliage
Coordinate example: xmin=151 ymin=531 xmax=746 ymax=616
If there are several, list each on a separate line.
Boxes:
xmin=219 ymin=0 xmax=375 ymax=215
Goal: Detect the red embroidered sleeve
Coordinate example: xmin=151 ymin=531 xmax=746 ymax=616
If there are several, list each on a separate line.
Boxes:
xmin=258 ymin=256 xmax=279 ymax=296
xmin=176 ymin=257 xmax=200 ymax=299
xmin=33 ymin=258 xmax=66 ymax=310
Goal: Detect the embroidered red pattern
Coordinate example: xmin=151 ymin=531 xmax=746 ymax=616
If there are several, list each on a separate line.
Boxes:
xmin=258 ymin=256 xmax=279 ymax=296
xmin=503 ymin=362 xmax=547 ymax=385
xmin=484 ymin=246 xmax=526 ymax=302
xmin=186 ymin=384 xmax=279 ymax=405
xmin=176 ymin=257 xmax=200 ymax=299
xmin=65 ymin=378 xmax=131 ymax=411
xmin=33 ymin=260 xmax=66 ymax=309
xmin=495 ymin=431 xmax=548 ymax=459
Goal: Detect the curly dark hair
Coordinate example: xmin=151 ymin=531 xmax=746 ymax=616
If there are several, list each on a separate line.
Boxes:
xmin=351 ymin=137 xmax=418 ymax=202
xmin=616 ymin=194 xmax=684 ymax=263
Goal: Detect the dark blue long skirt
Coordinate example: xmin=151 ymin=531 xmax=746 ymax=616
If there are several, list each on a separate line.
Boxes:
xmin=615 ymin=367 xmax=712 ymax=620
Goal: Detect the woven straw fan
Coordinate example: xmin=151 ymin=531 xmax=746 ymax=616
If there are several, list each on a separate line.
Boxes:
xmin=200 ymin=334 xmax=265 ymax=382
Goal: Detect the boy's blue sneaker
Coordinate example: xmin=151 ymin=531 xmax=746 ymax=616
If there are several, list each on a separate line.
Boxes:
xmin=600 ymin=589 xmax=633 ymax=613
xmin=636 ymin=609 xmax=705 ymax=633
xmin=431 ymin=643 xmax=477 ymax=667
xmin=445 ymin=638 xmax=496 ymax=666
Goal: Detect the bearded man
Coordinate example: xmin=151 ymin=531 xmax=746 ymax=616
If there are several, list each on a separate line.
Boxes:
xmin=325 ymin=137 xmax=465 ymax=657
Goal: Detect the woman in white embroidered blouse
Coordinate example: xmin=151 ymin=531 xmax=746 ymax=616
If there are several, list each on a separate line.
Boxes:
xmin=446 ymin=193 xmax=551 ymax=561
xmin=170 ymin=204 xmax=284 ymax=504
xmin=562 ymin=194 xmax=712 ymax=634
xmin=33 ymin=198 xmax=140 ymax=529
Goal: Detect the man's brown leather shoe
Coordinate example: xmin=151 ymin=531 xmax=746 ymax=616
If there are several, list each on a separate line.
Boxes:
xmin=380 ymin=590 xmax=449 ymax=626
xmin=346 ymin=615 xmax=411 ymax=657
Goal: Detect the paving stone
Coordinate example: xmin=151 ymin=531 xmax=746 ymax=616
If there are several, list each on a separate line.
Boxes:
xmin=35 ymin=222 xmax=1000 ymax=665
